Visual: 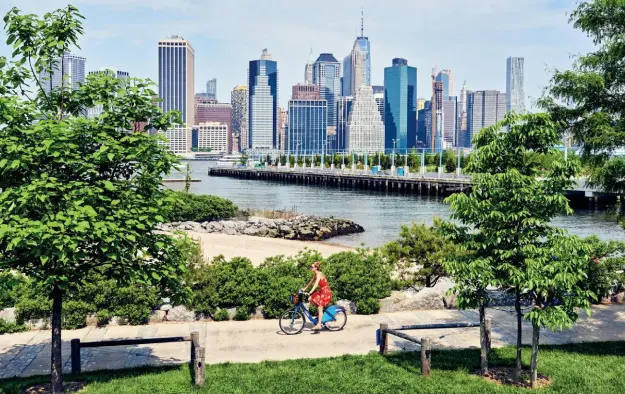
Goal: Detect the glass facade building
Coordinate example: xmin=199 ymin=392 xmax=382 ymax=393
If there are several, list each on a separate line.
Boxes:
xmin=206 ymin=78 xmax=217 ymax=100
xmin=466 ymin=90 xmax=506 ymax=148
xmin=435 ymin=69 xmax=454 ymax=100
xmin=39 ymin=52 xmax=86 ymax=95
xmin=288 ymin=99 xmax=327 ymax=155
xmin=336 ymin=96 xmax=354 ymax=152
xmin=506 ymin=57 xmax=525 ymax=114
xmin=383 ymin=58 xmax=417 ymax=151
xmin=231 ymin=85 xmax=248 ymax=151
xmin=248 ymin=50 xmax=279 ymax=150
xmin=313 ymin=54 xmax=341 ymax=128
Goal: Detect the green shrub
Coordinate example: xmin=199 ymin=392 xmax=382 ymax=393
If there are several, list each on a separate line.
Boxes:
xmin=583 ymin=236 xmax=625 ymax=301
xmin=355 ymin=298 xmax=381 ymax=315
xmin=168 ymin=191 xmax=237 ymax=222
xmin=63 ymin=300 xmax=94 ymax=329
xmin=112 ymin=286 xmax=160 ymax=325
xmin=15 ymin=285 xmax=51 ymax=325
xmin=234 ymin=307 xmax=250 ymax=321
xmin=258 ymin=251 xmax=317 ymax=318
xmin=324 ymin=249 xmax=392 ymax=314
xmin=213 ymin=309 xmax=229 ymax=321
xmin=0 ymin=271 xmax=27 ymax=309
xmin=0 ymin=319 xmax=28 ymax=335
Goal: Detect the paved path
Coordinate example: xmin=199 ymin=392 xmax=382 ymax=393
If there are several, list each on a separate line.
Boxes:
xmin=1 ymin=304 xmax=625 ymax=379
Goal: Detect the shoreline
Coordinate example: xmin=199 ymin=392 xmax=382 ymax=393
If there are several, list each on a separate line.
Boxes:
xmin=185 ymin=231 xmax=354 ymax=266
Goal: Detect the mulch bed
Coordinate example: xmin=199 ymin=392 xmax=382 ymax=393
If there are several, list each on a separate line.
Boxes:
xmin=23 ymin=382 xmax=86 ymax=394
xmin=477 ymin=367 xmax=552 ymax=389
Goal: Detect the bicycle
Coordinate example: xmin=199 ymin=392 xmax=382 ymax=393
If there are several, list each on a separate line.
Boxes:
xmin=279 ymin=289 xmax=347 ymax=335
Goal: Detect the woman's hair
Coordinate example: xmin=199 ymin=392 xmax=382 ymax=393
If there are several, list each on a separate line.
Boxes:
xmin=312 ymin=261 xmax=321 ymax=270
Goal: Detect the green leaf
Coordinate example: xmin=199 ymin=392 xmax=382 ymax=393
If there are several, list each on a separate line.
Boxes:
xmin=103 ymin=181 xmax=115 ymax=191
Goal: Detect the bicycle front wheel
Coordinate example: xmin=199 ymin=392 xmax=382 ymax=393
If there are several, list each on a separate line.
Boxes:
xmin=325 ymin=309 xmax=347 ymax=331
xmin=279 ymin=309 xmax=306 ymax=335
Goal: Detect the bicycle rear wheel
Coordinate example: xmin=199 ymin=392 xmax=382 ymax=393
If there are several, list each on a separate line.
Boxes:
xmin=324 ymin=309 xmax=347 ymax=331
xmin=279 ymin=309 xmax=306 ymax=335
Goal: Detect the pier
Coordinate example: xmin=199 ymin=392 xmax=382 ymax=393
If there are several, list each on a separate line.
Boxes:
xmin=207 ymin=167 xmax=619 ymax=209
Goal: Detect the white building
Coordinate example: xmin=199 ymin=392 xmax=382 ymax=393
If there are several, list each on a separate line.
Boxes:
xmin=506 ymin=57 xmax=525 ymax=114
xmin=346 ymin=85 xmax=384 ymax=153
xmin=159 ymin=126 xmax=190 ymax=154
xmin=39 ymin=52 xmax=86 ymax=94
xmin=195 ymin=122 xmax=229 ymax=153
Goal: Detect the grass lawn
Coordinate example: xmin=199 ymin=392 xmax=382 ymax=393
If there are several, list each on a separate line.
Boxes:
xmin=1 ymin=342 xmax=624 ymax=394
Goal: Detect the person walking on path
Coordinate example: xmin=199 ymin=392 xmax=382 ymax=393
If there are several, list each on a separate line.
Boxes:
xmin=303 ymin=261 xmax=332 ymax=331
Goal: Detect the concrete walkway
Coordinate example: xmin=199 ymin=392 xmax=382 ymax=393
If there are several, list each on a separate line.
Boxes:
xmin=1 ymin=304 xmax=625 ymax=379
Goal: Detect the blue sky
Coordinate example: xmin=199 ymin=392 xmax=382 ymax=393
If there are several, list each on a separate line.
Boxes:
xmin=0 ymin=0 xmax=593 ymax=108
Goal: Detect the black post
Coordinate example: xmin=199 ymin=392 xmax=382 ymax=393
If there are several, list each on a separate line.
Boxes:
xmin=71 ymin=338 xmax=81 ymax=374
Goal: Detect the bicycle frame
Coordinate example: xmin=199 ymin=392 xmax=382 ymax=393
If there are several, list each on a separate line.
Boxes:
xmin=290 ymin=293 xmax=340 ymax=325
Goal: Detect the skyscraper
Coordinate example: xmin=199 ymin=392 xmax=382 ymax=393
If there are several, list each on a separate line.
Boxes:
xmin=304 ymin=49 xmax=314 ymax=83
xmin=417 ymin=101 xmax=430 ymax=146
xmin=442 ymin=97 xmax=457 ymax=147
xmin=86 ymin=68 xmax=129 ymax=118
xmin=343 ymin=11 xmax=371 ymax=97
xmin=347 ymin=86 xmax=384 ymax=153
xmin=384 ymin=58 xmax=417 ymax=152
xmin=292 ymin=83 xmax=320 ymax=100
xmin=313 ymin=53 xmax=341 ymax=131
xmin=417 ymin=98 xmax=426 ymax=111
xmin=158 ymin=36 xmax=195 ymax=128
xmin=373 ymin=90 xmax=384 ymax=123
xmin=248 ymin=49 xmax=279 ymax=150
xmin=231 ymin=85 xmax=249 ymax=151
xmin=354 ymin=10 xmax=371 ymax=87
xmin=288 ymin=92 xmax=327 ymax=155
xmin=336 ymin=96 xmax=354 ymax=152
xmin=342 ymin=55 xmax=352 ymax=97
xmin=279 ymin=107 xmax=288 ymax=151
xmin=435 ymin=69 xmax=454 ymax=100
xmin=466 ymin=90 xmax=507 ymax=147
xmin=206 ymin=78 xmax=217 ymax=100
xmin=39 ymin=52 xmax=86 ymax=94
xmin=506 ymin=57 xmax=525 ymax=114
xmin=430 ymin=69 xmax=444 ymax=151
xmin=457 ymin=81 xmax=468 ymax=147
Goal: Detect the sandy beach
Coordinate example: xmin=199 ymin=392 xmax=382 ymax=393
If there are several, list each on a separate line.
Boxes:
xmin=186 ymin=231 xmax=354 ymax=266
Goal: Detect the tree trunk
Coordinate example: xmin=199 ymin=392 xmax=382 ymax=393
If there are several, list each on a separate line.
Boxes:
xmin=51 ymin=285 xmax=64 ymax=394
xmin=479 ymin=302 xmax=489 ymax=375
xmin=514 ymin=286 xmax=522 ymax=381
xmin=530 ymin=321 xmax=540 ymax=389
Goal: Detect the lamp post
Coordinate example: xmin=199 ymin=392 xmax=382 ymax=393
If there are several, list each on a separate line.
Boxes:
xmin=391 ymin=139 xmax=397 ymax=174
xmin=438 ymin=149 xmax=443 ymax=178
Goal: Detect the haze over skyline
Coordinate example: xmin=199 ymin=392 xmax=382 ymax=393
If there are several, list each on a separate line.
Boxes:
xmin=0 ymin=0 xmax=593 ymax=107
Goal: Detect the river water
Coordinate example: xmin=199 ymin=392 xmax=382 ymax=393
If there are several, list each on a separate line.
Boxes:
xmin=171 ymin=162 xmax=625 ymax=248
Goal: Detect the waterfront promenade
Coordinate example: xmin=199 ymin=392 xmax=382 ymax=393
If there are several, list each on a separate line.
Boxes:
xmin=1 ymin=304 xmax=624 ymax=379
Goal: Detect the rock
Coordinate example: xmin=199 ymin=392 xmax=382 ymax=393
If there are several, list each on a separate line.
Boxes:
xmin=227 ymin=307 xmax=237 ymax=320
xmin=398 ymin=288 xmax=445 ymax=310
xmin=0 ymin=307 xmax=16 ymax=324
xmin=251 ymin=306 xmax=264 ymax=320
xmin=85 ymin=314 xmax=99 ymax=327
xmin=443 ymin=293 xmax=457 ymax=309
xmin=335 ymin=300 xmax=357 ymax=314
xmin=166 ymin=305 xmax=196 ymax=322
xmin=150 ymin=310 xmax=167 ymax=323
xmin=243 ymin=226 xmax=261 ymax=236
xmin=379 ymin=291 xmax=409 ymax=313
xmin=612 ymin=292 xmax=625 ymax=304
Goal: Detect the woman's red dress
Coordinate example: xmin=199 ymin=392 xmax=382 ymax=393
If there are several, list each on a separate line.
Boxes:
xmin=309 ymin=277 xmax=332 ymax=307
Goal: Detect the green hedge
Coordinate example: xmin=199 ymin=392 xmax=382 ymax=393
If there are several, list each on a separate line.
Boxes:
xmin=0 ymin=319 xmax=27 ymax=335
xmin=168 ymin=191 xmax=237 ymax=222
xmin=0 ymin=271 xmax=27 ymax=309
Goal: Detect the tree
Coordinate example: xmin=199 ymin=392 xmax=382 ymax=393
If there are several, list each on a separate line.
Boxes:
xmin=0 ymin=6 xmax=188 ymax=393
xmin=441 ymin=112 xmax=591 ymax=385
xmin=382 ymin=223 xmax=452 ymax=288
xmin=540 ymin=0 xmax=625 ymax=199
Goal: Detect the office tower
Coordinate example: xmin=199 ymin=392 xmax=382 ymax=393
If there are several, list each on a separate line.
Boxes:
xmin=292 ymin=83 xmax=320 ymax=100
xmin=39 ymin=52 xmax=86 ymax=94
xmin=384 ymin=58 xmax=417 ymax=151
xmin=466 ymin=90 xmax=507 ymax=147
xmin=231 ymin=85 xmax=249 ymax=151
xmin=374 ymin=91 xmax=384 ymax=123
xmin=86 ymin=68 xmax=129 ymax=118
xmin=158 ymin=36 xmax=195 ymax=128
xmin=288 ymin=96 xmax=327 ymax=155
xmin=248 ymin=49 xmax=279 ymax=150
xmin=353 ymin=10 xmax=371 ymax=89
xmin=430 ymin=68 xmax=444 ymax=151
xmin=305 ymin=49 xmax=314 ymax=83
xmin=206 ymin=78 xmax=217 ymax=100
xmin=417 ymin=101 xmax=430 ymax=146
xmin=506 ymin=57 xmax=525 ymax=114
xmin=417 ymin=98 xmax=426 ymax=111
xmin=159 ymin=126 xmax=189 ymax=153
xmin=342 ymin=55 xmax=352 ymax=97
xmin=336 ymin=96 xmax=354 ymax=152
xmin=435 ymin=69 xmax=454 ymax=100
xmin=442 ymin=97 xmax=457 ymax=147
xmin=279 ymin=107 xmax=288 ymax=151
xmin=346 ymin=85 xmax=384 ymax=153
xmin=191 ymin=122 xmax=229 ymax=153
xmin=313 ymin=53 xmax=341 ymax=133
xmin=457 ymin=81 xmax=468 ymax=147
xmin=195 ymin=102 xmax=232 ymax=154
xmin=372 ymin=85 xmax=384 ymax=94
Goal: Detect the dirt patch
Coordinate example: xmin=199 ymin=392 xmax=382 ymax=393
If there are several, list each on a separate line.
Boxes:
xmin=477 ymin=367 xmax=552 ymax=389
xmin=23 ymin=382 xmax=87 ymax=394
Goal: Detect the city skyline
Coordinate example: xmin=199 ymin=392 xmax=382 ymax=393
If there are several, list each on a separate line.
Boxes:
xmin=0 ymin=1 xmax=592 ymax=108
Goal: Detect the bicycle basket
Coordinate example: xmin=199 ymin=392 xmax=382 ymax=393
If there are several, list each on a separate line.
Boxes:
xmin=290 ymin=293 xmax=299 ymax=305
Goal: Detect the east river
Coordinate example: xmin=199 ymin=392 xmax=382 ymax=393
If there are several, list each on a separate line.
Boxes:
xmin=171 ymin=161 xmax=625 ymax=248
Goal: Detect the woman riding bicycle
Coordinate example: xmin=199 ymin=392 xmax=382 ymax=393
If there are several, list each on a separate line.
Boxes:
xmin=302 ymin=261 xmax=332 ymax=331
